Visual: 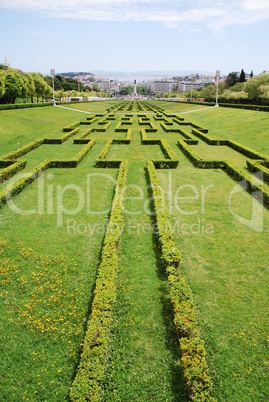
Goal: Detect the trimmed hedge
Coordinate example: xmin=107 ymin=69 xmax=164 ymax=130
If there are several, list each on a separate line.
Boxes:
xmin=95 ymin=138 xmax=130 ymax=168
xmin=219 ymin=103 xmax=269 ymax=112
xmin=190 ymin=123 xmax=208 ymax=133
xmin=191 ymin=129 xmax=269 ymax=161
xmin=147 ymin=161 xmax=214 ymax=401
xmin=191 ymin=129 xmax=228 ymax=145
xmin=177 ymin=140 xmax=269 ymax=207
xmin=140 ymin=132 xmax=179 ymax=168
xmin=0 ymin=102 xmax=53 ymax=111
xmin=173 ymin=115 xmax=184 ymax=122
xmin=96 ymin=139 xmax=113 ymax=165
xmin=112 ymin=129 xmax=131 ymax=144
xmin=92 ymin=122 xmax=111 ymax=132
xmin=247 ymin=160 xmax=269 ymax=184
xmin=0 ymin=141 xmax=95 ymax=188
xmin=49 ymin=139 xmax=96 ymax=168
xmin=141 ymin=128 xmax=148 ymax=144
xmin=228 ymin=140 xmax=268 ymax=160
xmin=74 ymin=128 xmax=93 ymax=144
xmin=2 ymin=139 xmax=44 ymax=160
xmin=115 ymin=122 xmax=128 ymax=132
xmin=138 ymin=117 xmax=150 ymax=123
xmin=0 ymin=160 xmax=27 ymax=183
xmin=225 ymin=161 xmax=269 ymax=207
xmin=44 ymin=127 xmax=80 ymax=144
xmin=177 ymin=140 xmax=226 ymax=169
xmin=163 ymin=112 xmax=177 ymax=118
xmin=70 ymin=160 xmax=128 ymax=402
xmin=106 ymin=114 xmax=117 ymax=120
xmin=62 ymin=121 xmax=80 ymax=132
xmin=160 ymin=121 xmax=184 ymax=133
xmin=147 ymin=122 xmax=158 ymax=132
xmin=125 ymin=129 xmax=132 ymax=143
xmin=85 ymin=116 xmax=98 ymax=124
xmin=153 ymin=139 xmax=179 ymax=169
xmin=0 ymin=160 xmax=49 ymax=207
xmin=98 ymin=118 xmax=109 ymax=125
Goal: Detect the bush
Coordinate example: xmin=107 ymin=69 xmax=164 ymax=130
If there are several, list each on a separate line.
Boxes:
xmin=147 ymin=161 xmax=214 ymax=400
xmin=70 ymin=161 xmax=128 ymax=402
xmin=74 ymin=128 xmax=93 ymax=144
xmin=44 ymin=127 xmax=79 ymax=144
xmin=0 ymin=161 xmax=49 ymax=207
xmin=0 ymin=160 xmax=27 ymax=183
xmin=49 ymin=139 xmax=95 ymax=168
xmin=2 ymin=139 xmax=44 ymax=160
xmin=177 ymin=140 xmax=226 ymax=169
xmin=0 ymin=102 xmax=53 ymax=111
xmin=92 ymin=122 xmax=111 ymax=132
xmin=247 ymin=160 xmax=269 ymax=184
xmin=62 ymin=121 xmax=80 ymax=132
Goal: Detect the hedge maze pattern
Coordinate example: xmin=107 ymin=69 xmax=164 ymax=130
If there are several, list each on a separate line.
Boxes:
xmin=1 ymin=100 xmax=269 ymax=401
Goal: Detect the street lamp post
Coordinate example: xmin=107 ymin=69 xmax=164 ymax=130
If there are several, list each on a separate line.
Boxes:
xmin=216 ymin=70 xmax=220 ymax=107
xmin=50 ymin=69 xmax=55 ymax=105
xmin=191 ymin=78 xmax=194 ymax=101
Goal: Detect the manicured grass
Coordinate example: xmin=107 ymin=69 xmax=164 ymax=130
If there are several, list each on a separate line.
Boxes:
xmin=151 ymin=101 xmax=269 ymax=155
xmin=158 ymin=153 xmax=269 ymax=401
xmin=0 ymin=100 xmax=269 ymax=401
xmin=0 ymin=106 xmax=84 ymax=156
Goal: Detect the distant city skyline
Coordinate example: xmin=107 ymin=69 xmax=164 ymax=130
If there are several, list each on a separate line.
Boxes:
xmin=0 ymin=0 xmax=268 ymax=76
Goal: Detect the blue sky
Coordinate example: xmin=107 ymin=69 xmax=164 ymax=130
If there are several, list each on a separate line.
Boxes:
xmin=0 ymin=0 xmax=269 ymax=76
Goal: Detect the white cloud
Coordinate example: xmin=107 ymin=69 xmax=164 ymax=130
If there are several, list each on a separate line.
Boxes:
xmin=0 ymin=0 xmax=269 ymax=33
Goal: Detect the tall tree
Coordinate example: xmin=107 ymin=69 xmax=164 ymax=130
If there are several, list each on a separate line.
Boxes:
xmin=25 ymin=73 xmax=35 ymax=103
xmin=2 ymin=70 xmax=26 ymax=103
xmin=31 ymin=73 xmax=48 ymax=102
xmin=250 ymin=70 xmax=254 ymax=78
xmin=239 ymin=69 xmax=246 ymax=83
xmin=226 ymin=72 xmax=240 ymax=87
xmin=244 ymin=73 xmax=269 ymax=99
xmin=0 ymin=70 xmax=6 ymax=99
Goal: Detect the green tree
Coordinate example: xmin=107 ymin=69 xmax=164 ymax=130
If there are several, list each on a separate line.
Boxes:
xmin=2 ymin=70 xmax=27 ymax=103
xmin=25 ymin=73 xmax=36 ymax=103
xmin=260 ymin=84 xmax=269 ymax=99
xmin=119 ymin=85 xmax=133 ymax=95
xmin=137 ymin=85 xmax=149 ymax=95
xmin=0 ymin=70 xmax=6 ymax=99
xmin=31 ymin=73 xmax=48 ymax=102
xmin=239 ymin=69 xmax=246 ymax=83
xmin=45 ymin=84 xmax=53 ymax=100
xmin=222 ymin=89 xmax=248 ymax=103
xmin=92 ymin=83 xmax=99 ymax=92
xmin=226 ymin=72 xmax=240 ymax=87
xmin=0 ymin=64 xmax=9 ymax=71
xmin=200 ymin=83 xmax=216 ymax=99
xmin=244 ymin=73 xmax=269 ymax=100
xmin=229 ymin=82 xmax=245 ymax=92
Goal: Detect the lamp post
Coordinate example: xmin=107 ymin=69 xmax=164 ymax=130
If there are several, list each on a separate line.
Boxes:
xmin=216 ymin=70 xmax=220 ymax=107
xmin=50 ymin=69 xmax=55 ymax=105
xmin=191 ymin=78 xmax=194 ymax=101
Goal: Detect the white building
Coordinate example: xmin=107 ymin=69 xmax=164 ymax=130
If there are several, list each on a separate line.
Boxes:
xmin=147 ymin=80 xmax=175 ymax=93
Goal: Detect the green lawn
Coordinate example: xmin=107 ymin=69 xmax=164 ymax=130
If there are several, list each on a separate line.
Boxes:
xmin=0 ymin=100 xmax=268 ymax=401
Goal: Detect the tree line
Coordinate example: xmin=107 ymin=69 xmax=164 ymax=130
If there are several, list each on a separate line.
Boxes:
xmin=166 ymin=70 xmax=269 ymax=104
xmin=0 ymin=65 xmax=111 ymax=104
